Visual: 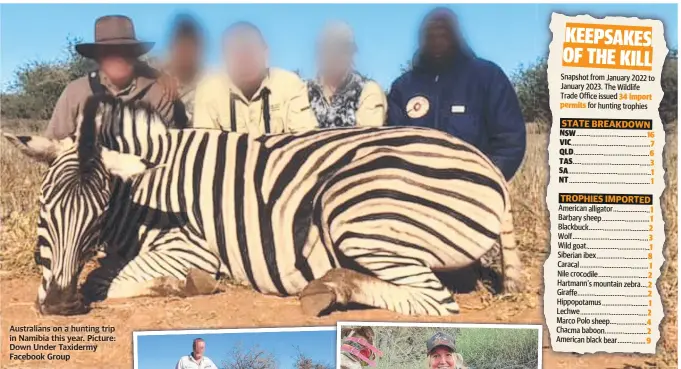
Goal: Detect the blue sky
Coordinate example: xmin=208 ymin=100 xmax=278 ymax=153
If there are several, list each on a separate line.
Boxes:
xmin=0 ymin=3 xmax=678 ymax=91
xmin=135 ymin=328 xmax=336 ymax=369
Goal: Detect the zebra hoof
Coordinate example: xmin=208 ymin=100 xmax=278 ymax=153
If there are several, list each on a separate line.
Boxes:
xmin=150 ymin=277 xmax=185 ymax=297
xmin=446 ymin=301 xmax=461 ymax=314
xmin=185 ymin=269 xmax=219 ymax=297
xmin=300 ymin=281 xmax=336 ymax=317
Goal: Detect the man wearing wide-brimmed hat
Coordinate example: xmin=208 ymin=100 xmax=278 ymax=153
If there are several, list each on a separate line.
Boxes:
xmin=44 ymin=15 xmax=187 ymax=140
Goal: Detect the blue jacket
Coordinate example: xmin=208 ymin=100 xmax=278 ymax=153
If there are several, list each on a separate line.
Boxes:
xmin=387 ymin=56 xmax=526 ymax=181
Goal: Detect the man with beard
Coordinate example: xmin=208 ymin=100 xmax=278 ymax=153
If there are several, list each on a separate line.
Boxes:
xmin=387 ymin=7 xmax=526 ymax=182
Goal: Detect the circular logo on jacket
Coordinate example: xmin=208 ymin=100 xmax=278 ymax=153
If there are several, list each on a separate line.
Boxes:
xmin=406 ymin=96 xmax=429 ymax=118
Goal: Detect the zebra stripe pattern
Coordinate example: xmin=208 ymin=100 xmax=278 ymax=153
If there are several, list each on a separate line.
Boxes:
xmin=8 ymin=95 xmax=522 ymax=316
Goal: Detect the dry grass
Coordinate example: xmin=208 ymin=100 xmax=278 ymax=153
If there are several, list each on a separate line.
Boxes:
xmin=0 ymin=120 xmax=46 ymax=276
xmin=0 ymin=119 xmax=677 ymax=367
xmin=369 ymin=326 xmax=538 ymax=369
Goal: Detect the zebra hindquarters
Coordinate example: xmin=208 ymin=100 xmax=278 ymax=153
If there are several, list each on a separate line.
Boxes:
xmin=301 ymin=147 xmax=512 ymax=316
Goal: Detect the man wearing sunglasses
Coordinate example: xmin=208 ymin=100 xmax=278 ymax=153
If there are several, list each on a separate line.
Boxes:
xmin=45 ymin=15 xmax=187 ymax=140
xmin=193 ymin=21 xmax=318 ymax=134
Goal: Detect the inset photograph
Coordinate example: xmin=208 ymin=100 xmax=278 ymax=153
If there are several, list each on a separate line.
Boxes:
xmin=134 ymin=326 xmax=336 ymax=369
xmin=337 ymin=322 xmax=541 ymax=369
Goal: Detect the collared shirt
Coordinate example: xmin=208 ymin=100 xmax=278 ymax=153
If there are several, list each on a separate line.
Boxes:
xmin=193 ymin=67 xmax=318 ymax=134
xmin=307 ymin=71 xmax=386 ymax=128
xmin=99 ymin=73 xmax=138 ymax=98
xmin=175 ymin=353 xmax=218 ymax=369
xmin=44 ymin=66 xmax=183 ymax=140
xmin=178 ymin=79 xmax=198 ymax=123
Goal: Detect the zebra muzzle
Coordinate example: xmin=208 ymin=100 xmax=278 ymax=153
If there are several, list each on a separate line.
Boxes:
xmin=39 ymin=283 xmax=91 ymax=316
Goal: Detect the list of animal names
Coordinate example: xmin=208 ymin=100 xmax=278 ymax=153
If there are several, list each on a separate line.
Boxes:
xmin=554 ymin=193 xmax=656 ymax=347
xmin=544 ymin=13 xmax=667 ymax=354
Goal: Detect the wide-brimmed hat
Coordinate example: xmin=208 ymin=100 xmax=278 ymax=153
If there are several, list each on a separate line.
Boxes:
xmin=75 ymin=15 xmax=154 ymax=59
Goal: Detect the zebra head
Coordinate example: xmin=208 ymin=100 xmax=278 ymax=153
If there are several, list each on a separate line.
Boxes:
xmin=3 ymin=98 xmax=162 ymax=315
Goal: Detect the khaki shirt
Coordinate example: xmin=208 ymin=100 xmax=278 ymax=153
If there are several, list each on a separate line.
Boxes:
xmin=356 ymin=81 xmax=387 ymax=127
xmin=44 ymin=67 xmax=182 ymax=140
xmin=321 ymin=80 xmax=387 ymax=127
xmin=179 ymin=83 xmax=197 ymax=124
xmin=193 ymin=68 xmax=318 ymax=134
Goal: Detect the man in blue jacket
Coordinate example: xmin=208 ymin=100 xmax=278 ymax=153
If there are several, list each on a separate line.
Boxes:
xmin=387 ymin=7 xmax=526 ymax=181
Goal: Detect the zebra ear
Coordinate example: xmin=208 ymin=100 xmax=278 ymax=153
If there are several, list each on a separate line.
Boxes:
xmin=100 ymin=148 xmax=163 ymax=181
xmin=2 ymin=132 xmax=73 ymax=164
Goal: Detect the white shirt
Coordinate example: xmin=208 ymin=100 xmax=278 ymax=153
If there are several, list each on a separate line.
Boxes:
xmin=175 ymin=354 xmax=218 ymax=369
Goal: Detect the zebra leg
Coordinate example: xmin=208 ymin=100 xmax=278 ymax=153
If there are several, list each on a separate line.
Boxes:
xmin=301 ymin=266 xmax=458 ymax=317
xmin=499 ymin=207 xmax=523 ymax=293
xmin=300 ymin=251 xmax=459 ymax=317
xmin=475 ymin=242 xmax=501 ymax=292
xmin=82 ymin=245 xmax=222 ymax=301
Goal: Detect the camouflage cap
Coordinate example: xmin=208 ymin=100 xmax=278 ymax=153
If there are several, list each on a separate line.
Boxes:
xmin=426 ymin=332 xmax=456 ymax=354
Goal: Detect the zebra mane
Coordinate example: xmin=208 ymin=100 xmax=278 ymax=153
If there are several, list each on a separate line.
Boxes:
xmin=78 ymin=95 xmax=104 ymax=176
xmin=79 ymin=94 xmax=168 ymax=163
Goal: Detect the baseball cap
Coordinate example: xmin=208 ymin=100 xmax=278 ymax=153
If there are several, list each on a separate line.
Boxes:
xmin=426 ymin=332 xmax=456 ymax=354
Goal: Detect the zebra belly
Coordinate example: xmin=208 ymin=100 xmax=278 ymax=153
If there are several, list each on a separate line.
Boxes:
xmin=176 ymin=126 xmax=507 ymax=295
xmin=208 ymin=216 xmax=336 ymax=296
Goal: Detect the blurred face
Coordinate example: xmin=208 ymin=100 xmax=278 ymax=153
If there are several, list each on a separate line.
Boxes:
xmin=171 ymin=36 xmax=202 ymax=77
xmin=319 ymin=43 xmax=354 ymax=80
xmin=96 ymin=46 xmax=137 ymax=85
xmin=193 ymin=340 xmax=206 ymax=357
xmin=224 ymin=29 xmax=268 ymax=88
xmin=424 ymin=18 xmax=455 ymax=60
xmin=429 ymin=347 xmax=456 ymax=369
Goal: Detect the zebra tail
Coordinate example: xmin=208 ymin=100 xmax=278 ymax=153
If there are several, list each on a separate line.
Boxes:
xmin=499 ymin=199 xmax=523 ymax=291
xmin=500 ymin=204 xmax=516 ymax=259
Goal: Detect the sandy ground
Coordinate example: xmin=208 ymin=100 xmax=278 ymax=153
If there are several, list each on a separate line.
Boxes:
xmin=0 ymin=275 xmax=667 ymax=369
